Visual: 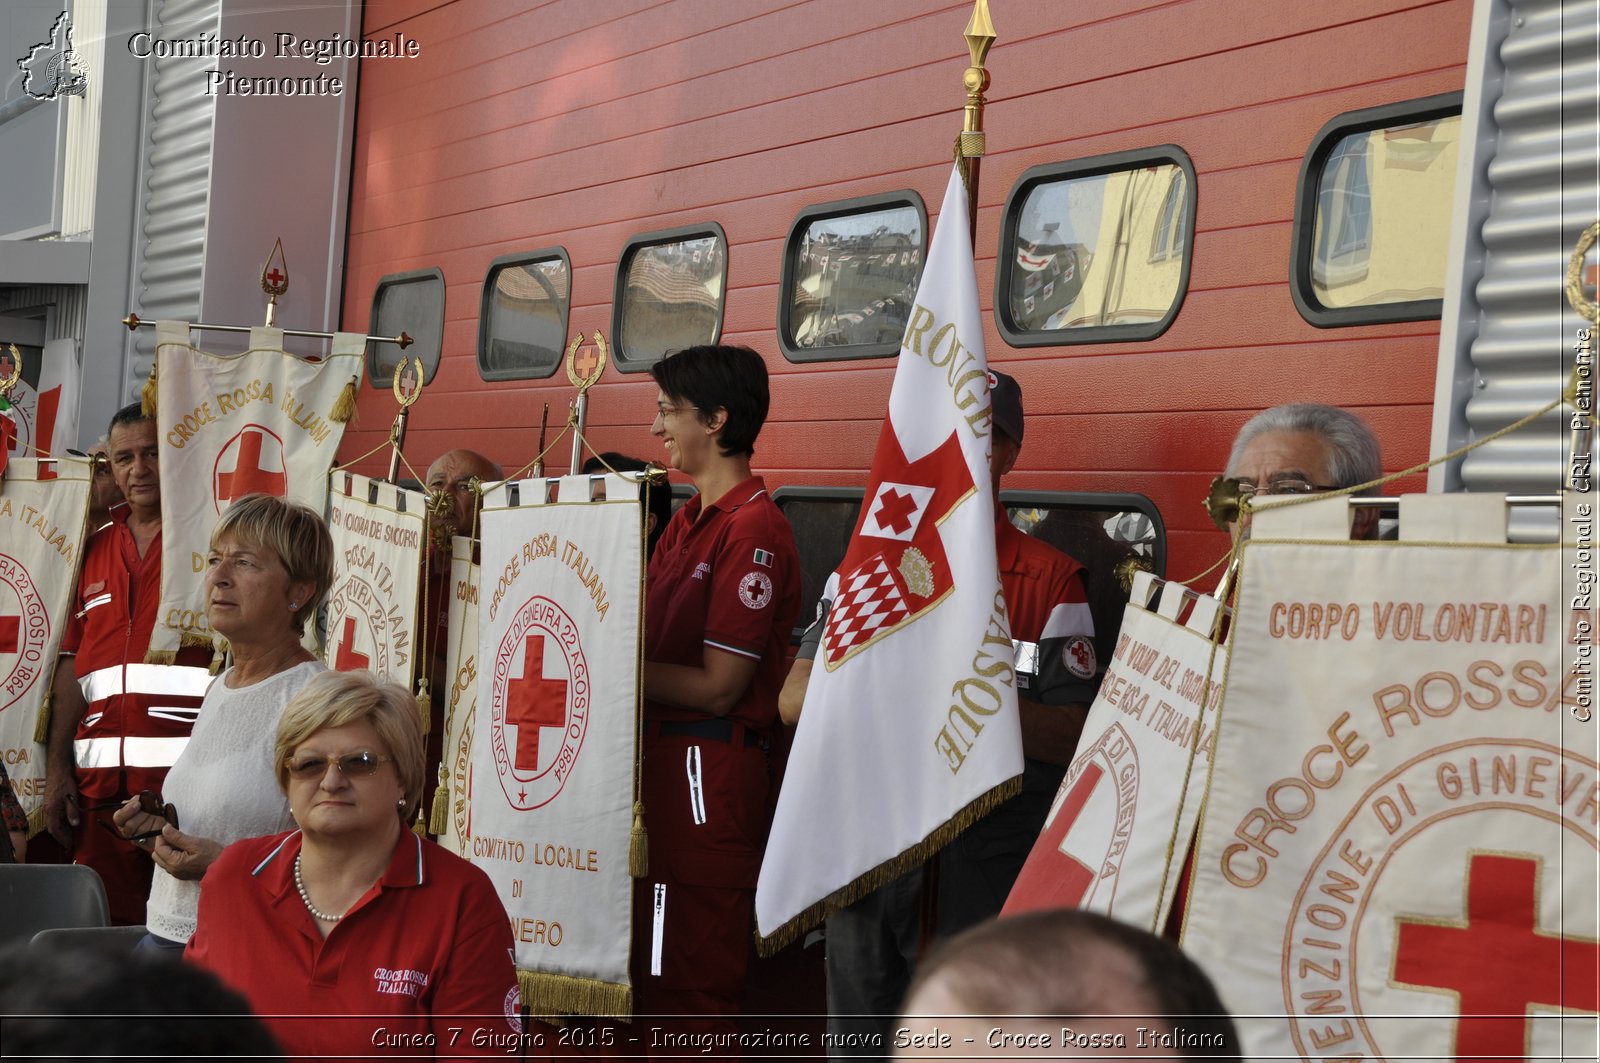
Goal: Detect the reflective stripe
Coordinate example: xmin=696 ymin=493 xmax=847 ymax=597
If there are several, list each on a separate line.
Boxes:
xmin=123 ymin=737 xmax=188 ymax=767
xmin=74 ymin=735 xmax=190 ymax=769
xmin=147 ymin=706 xmax=202 ymax=724
xmin=74 ymin=737 xmax=123 ymax=769
xmin=79 ymin=663 xmax=213 ymax=702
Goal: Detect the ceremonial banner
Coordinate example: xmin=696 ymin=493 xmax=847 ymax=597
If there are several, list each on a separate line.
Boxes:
xmin=757 ymin=166 xmax=1019 ymax=943
xmin=0 ymin=457 xmax=90 ymax=828
xmin=436 ymin=534 xmax=480 ymax=854
xmin=1183 ymin=495 xmax=1599 ymax=1061
xmin=324 ymin=474 xmax=426 ymax=691
xmin=1003 ymin=571 xmax=1223 ymax=930
xmin=474 ymin=474 xmax=643 ymax=1017
xmin=4 ymin=338 xmax=81 ymax=460
xmin=149 ymin=322 xmax=360 ymax=659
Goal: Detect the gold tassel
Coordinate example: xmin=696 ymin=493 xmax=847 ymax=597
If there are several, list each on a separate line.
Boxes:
xmin=428 ymin=783 xmax=449 ymax=836
xmin=415 ymin=678 xmax=431 ymax=736
xmin=330 ymin=378 xmax=357 ymax=423
xmin=139 ymin=362 xmax=158 ymax=418
xmin=26 ymin=803 xmax=47 ymax=839
xmin=32 ymin=691 xmax=51 ymax=744
xmin=753 ymin=774 xmax=1023 ymax=956
xmin=208 ymin=643 xmax=227 ymax=676
xmin=628 ymin=800 xmax=648 ymax=878
xmin=517 ymin=970 xmax=633 ymax=1023
xmin=411 ymin=805 xmax=426 ymax=837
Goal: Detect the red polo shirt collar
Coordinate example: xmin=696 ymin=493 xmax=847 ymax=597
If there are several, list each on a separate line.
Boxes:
xmin=251 ymin=828 xmax=428 ymax=928
xmin=679 ymin=476 xmax=768 ymax=524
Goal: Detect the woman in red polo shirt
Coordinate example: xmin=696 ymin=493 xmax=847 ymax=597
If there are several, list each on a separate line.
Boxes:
xmin=635 ymin=344 xmax=801 ymax=1041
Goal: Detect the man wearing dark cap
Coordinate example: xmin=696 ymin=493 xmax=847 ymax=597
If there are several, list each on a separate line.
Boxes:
xmin=782 ymin=370 xmax=1099 ymax=1056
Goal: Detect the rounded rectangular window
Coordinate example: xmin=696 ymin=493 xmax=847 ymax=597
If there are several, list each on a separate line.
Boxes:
xmin=1291 ymin=93 xmax=1463 ymax=327
xmin=995 ymin=147 xmax=1195 ymax=347
xmin=368 ymin=268 xmax=444 ymax=387
xmin=612 ymin=225 xmax=727 ymax=370
xmin=477 ymin=250 xmax=571 ymax=380
xmin=779 ymin=192 xmax=927 ymax=362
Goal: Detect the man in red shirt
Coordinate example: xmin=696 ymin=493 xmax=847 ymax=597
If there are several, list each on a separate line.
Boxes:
xmin=634 ymin=344 xmax=801 ymax=1041
xmin=43 ymin=403 xmax=212 ymax=924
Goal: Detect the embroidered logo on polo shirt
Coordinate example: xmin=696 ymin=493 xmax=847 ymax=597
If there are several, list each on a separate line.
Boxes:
xmin=1064 ymin=635 xmax=1097 ymax=680
xmin=692 ymin=562 xmax=711 ymax=581
xmin=738 ymin=571 xmax=773 ymax=610
xmin=373 ymin=966 xmax=430 ymax=997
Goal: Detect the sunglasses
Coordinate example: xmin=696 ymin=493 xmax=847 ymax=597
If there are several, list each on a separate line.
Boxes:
xmin=285 ymin=751 xmax=392 ymax=780
xmin=82 ymin=790 xmax=178 ymax=843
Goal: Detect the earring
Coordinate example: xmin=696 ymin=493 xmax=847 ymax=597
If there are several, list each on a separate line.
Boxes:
xmin=290 ymin=600 xmax=299 ymax=610
xmin=396 ymin=798 xmax=405 ymax=810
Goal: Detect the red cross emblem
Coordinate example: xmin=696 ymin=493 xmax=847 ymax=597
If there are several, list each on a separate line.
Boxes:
xmin=0 ymin=615 xmax=19 ymax=654
xmin=214 ymin=425 xmax=288 ymax=509
xmin=823 ymin=427 xmax=973 ymax=665
xmin=1394 ymin=852 xmax=1600 ymax=1060
xmin=573 ymin=345 xmax=600 ymax=380
xmin=505 ymin=635 xmax=568 ymax=773
xmin=333 ymin=616 xmax=369 ymax=672
xmin=265 ymin=268 xmax=285 ymax=287
xmin=1033 ymin=761 xmax=1105 ymax=907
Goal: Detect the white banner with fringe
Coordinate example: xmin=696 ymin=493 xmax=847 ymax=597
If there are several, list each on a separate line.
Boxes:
xmin=148 ymin=321 xmax=360 ymax=660
xmin=474 ymin=474 xmax=644 ymax=1019
xmin=324 ymin=473 xmax=427 ymax=694
xmin=1003 ymin=570 xmax=1223 ymax=932
xmin=0 ymin=457 xmax=90 ymax=831
xmin=1182 ymin=493 xmax=1599 ymax=1062
xmin=435 ymin=534 xmax=480 ymax=853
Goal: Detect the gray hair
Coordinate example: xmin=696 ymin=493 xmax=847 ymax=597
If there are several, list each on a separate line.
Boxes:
xmin=1225 ymin=403 xmax=1382 ymax=492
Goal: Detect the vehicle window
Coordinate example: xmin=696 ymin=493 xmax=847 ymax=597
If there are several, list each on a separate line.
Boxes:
xmin=478 ymin=251 xmax=570 ymax=380
xmin=368 ymin=268 xmax=444 ymax=387
xmin=780 ymin=193 xmax=926 ymax=362
xmin=613 ymin=226 xmax=727 ymax=369
xmin=996 ymin=148 xmax=1195 ymax=346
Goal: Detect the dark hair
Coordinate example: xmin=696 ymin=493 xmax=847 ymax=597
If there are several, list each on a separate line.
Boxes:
xmin=582 ymin=452 xmax=674 ymax=557
xmin=107 ymin=401 xmax=151 ymax=437
xmin=649 ymin=344 xmax=769 ymax=459
xmin=906 ymin=910 xmax=1240 ymax=1059
xmin=0 ymin=940 xmax=283 ymax=1058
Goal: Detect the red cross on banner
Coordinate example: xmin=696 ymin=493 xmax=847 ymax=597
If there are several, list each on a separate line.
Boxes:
xmin=505 ymin=635 xmax=568 ymax=773
xmin=334 ymin=616 xmax=369 ymax=672
xmin=0 ymin=615 xmax=18 ymax=654
xmin=823 ymin=427 xmax=974 ymax=665
xmin=1032 ymin=762 xmax=1105 ymax=907
xmin=1394 ymin=852 xmax=1600 ymax=1061
xmin=216 ymin=428 xmax=288 ymax=505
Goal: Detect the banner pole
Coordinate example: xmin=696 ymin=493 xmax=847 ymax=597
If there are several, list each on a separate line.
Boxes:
xmin=958 ymin=0 xmax=995 ymax=244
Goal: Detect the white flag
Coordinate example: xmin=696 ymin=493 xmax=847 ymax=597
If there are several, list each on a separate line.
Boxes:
xmin=757 ymin=166 xmax=1020 ymax=943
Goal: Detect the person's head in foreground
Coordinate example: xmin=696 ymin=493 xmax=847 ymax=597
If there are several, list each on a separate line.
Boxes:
xmin=275 ymin=668 xmax=426 ymax=833
xmin=896 ymin=909 xmax=1240 ymax=1059
xmin=1223 ymin=402 xmax=1382 ymax=539
xmin=649 ymin=343 xmax=770 ymax=483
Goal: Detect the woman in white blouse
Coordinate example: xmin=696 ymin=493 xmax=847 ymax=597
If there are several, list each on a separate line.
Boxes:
xmin=113 ymin=493 xmax=334 ymax=949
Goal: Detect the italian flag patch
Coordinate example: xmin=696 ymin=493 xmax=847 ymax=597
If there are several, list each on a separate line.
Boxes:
xmin=752 ymin=548 xmax=773 ymax=567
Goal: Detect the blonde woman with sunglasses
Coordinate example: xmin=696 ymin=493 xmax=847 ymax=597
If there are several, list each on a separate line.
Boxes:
xmin=112 ymin=493 xmax=331 ymax=952
xmin=186 ymin=669 xmax=520 ymax=1058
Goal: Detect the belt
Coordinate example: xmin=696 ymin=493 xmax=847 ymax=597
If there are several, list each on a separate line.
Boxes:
xmin=643 ymin=718 xmax=764 ymax=748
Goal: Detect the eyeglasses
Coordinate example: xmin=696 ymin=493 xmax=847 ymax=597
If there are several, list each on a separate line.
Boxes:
xmin=83 ymin=790 xmax=178 ymax=843
xmin=1236 ymin=476 xmax=1339 ymax=501
xmin=654 ymin=403 xmax=699 ymax=419
xmin=285 ymin=751 xmax=393 ymax=780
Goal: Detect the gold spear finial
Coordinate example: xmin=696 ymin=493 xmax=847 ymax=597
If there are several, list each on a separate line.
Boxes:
xmin=957 ymin=0 xmax=996 ymax=241
xmin=964 ymin=0 xmax=995 ymax=74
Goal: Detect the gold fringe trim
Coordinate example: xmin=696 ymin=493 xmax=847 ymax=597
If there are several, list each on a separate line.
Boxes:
xmin=428 ymin=782 xmax=449 ymax=836
xmin=27 ymin=803 xmax=47 ymax=839
xmin=32 ymin=692 xmax=51 ymax=744
xmin=178 ymin=631 xmax=214 ymax=651
xmin=208 ymin=643 xmax=227 ymax=676
xmin=518 ymin=970 xmax=632 ymax=1023
xmin=628 ymin=800 xmax=647 ymax=878
xmin=143 ymin=649 xmax=176 ymax=666
xmin=754 ymin=774 xmax=1023 ymax=956
xmin=139 ymin=363 xmax=158 ymax=418
xmin=330 ymin=379 xmax=357 ymax=423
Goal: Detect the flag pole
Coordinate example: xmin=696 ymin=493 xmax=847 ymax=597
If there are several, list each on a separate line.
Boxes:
xmin=958 ymin=0 xmax=996 ymax=244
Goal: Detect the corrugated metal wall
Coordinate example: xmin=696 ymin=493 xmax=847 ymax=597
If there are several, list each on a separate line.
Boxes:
xmin=342 ymin=0 xmax=1474 ymax=578
xmin=1431 ymin=0 xmax=1600 ymax=540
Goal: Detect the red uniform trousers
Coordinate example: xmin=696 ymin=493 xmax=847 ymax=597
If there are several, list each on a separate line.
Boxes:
xmin=630 ymin=730 xmax=768 ymax=1052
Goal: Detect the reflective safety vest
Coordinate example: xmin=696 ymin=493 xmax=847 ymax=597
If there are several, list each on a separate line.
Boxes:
xmin=63 ymin=511 xmax=212 ymax=777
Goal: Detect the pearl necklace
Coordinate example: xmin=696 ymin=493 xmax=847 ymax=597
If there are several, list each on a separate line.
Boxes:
xmin=294 ymin=853 xmax=345 ymax=923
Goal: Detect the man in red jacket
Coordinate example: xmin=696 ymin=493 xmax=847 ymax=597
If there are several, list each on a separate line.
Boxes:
xmin=43 ymin=403 xmax=212 ymax=924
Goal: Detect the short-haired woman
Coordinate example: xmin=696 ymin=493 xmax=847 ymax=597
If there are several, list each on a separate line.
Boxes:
xmin=114 ymin=494 xmax=332 ymax=949
xmin=186 ymin=670 xmax=519 ymax=1057
xmin=635 ymin=344 xmax=801 ymax=1032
